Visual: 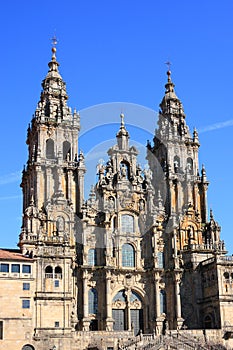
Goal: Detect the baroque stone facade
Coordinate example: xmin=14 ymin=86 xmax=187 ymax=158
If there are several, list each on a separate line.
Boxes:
xmin=1 ymin=46 xmax=233 ymax=350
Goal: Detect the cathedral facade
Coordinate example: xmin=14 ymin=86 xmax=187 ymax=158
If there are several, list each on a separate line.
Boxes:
xmin=1 ymin=47 xmax=233 ymax=350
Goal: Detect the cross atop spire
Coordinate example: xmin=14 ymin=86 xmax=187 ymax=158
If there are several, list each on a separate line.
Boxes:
xmin=120 ymin=113 xmax=125 ymax=128
xmin=165 ymin=61 xmax=171 ymax=71
xmin=51 ymin=35 xmax=58 ymax=48
xmin=51 ymin=36 xmax=58 ymax=59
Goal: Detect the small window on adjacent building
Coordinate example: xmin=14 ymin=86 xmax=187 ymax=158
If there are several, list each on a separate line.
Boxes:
xmin=0 ymin=264 xmax=9 ymax=272
xmin=22 ymin=265 xmax=31 ymax=274
xmin=23 ymin=283 xmax=30 ymax=290
xmin=22 ymin=300 xmax=30 ymax=309
xmin=45 ymin=265 xmax=53 ymax=278
xmin=0 ymin=321 xmax=3 ymax=339
xmin=11 ymin=264 xmax=20 ymax=273
xmin=54 ymin=280 xmax=59 ymax=288
xmin=54 ymin=266 xmax=62 ymax=279
xmin=55 ymin=321 xmax=59 ymax=328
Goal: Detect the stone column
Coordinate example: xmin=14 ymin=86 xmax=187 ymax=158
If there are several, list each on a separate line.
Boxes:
xmin=175 ymin=274 xmax=183 ymax=329
xmin=203 ymin=184 xmax=208 ymax=223
xmin=67 ymin=169 xmax=72 ymax=201
xmin=155 ymin=275 xmax=164 ymax=335
xmin=82 ymin=271 xmax=90 ymax=331
xmin=106 ymin=272 xmax=114 ymax=330
xmin=46 ymin=168 xmax=52 ymax=202
xmin=177 ymin=180 xmax=182 ymax=213
xmin=173 ymin=230 xmax=179 ymax=269
xmin=193 ymin=183 xmax=198 ymax=212
xmin=125 ymin=289 xmax=131 ymax=331
xmin=155 ymin=278 xmax=160 ymax=318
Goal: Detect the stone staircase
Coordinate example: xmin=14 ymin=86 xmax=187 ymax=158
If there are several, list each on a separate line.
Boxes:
xmin=119 ymin=331 xmax=227 ymax=350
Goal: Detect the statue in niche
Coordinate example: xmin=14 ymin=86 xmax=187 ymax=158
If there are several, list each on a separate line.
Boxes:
xmin=108 ymin=196 xmax=115 ymax=210
xmin=139 ymin=199 xmax=145 ymax=211
xmin=105 ymin=162 xmax=113 ymax=185
xmin=136 ymin=165 xmax=143 ymax=184
xmin=120 ymin=163 xmax=128 ymax=179
xmin=56 ymin=216 xmax=65 ymax=233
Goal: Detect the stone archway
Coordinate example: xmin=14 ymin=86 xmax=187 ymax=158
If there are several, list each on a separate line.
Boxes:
xmin=112 ymin=289 xmax=144 ymax=335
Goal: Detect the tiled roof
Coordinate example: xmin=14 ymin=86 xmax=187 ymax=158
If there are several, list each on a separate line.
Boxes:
xmin=0 ymin=249 xmax=33 ymax=261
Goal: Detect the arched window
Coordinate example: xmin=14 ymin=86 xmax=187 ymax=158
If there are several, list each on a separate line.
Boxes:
xmin=157 ymin=252 xmax=165 ymax=268
xmin=224 ymin=272 xmax=229 ymax=280
xmin=88 ymin=249 xmax=97 ymax=266
xmin=113 ymin=216 xmax=117 ymax=231
xmin=113 ymin=290 xmax=126 ymax=302
xmin=121 ymin=214 xmax=134 ymax=233
xmin=130 ymin=291 xmax=142 ymax=302
xmin=45 ymin=265 xmax=53 ymax=278
xmin=54 ymin=266 xmax=62 ymax=279
xmin=63 ymin=141 xmax=71 ymax=160
xmin=160 ymin=290 xmax=166 ymax=314
xmin=22 ymin=345 xmax=35 ymax=350
xmin=174 ymin=156 xmax=180 ymax=173
xmin=122 ymin=243 xmax=135 ymax=267
xmin=187 ymin=157 xmax=193 ymax=174
xmin=46 ymin=139 xmax=55 ymax=159
xmin=88 ymin=288 xmax=98 ymax=314
xmin=204 ymin=315 xmax=213 ymax=329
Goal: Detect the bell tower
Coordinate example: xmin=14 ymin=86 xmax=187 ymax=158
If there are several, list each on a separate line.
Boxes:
xmin=147 ymin=70 xmax=225 ymax=330
xmin=18 ymin=45 xmax=84 ymax=342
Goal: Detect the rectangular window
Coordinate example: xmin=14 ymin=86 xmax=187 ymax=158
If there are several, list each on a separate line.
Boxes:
xmin=11 ymin=264 xmax=20 ymax=273
xmin=0 ymin=321 xmax=3 ymax=339
xmin=23 ymin=283 xmax=30 ymax=290
xmin=157 ymin=252 xmax=165 ymax=268
xmin=55 ymin=321 xmax=59 ymax=327
xmin=54 ymin=280 xmax=59 ymax=288
xmin=22 ymin=265 xmax=31 ymax=273
xmin=0 ymin=264 xmax=9 ymax=272
xmin=22 ymin=300 xmax=30 ymax=309
xmin=121 ymin=214 xmax=134 ymax=233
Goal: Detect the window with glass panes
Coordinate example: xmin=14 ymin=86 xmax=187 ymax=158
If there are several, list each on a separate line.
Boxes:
xmin=22 ymin=265 xmax=31 ymax=273
xmin=157 ymin=252 xmax=165 ymax=268
xmin=88 ymin=288 xmax=98 ymax=314
xmin=121 ymin=214 xmax=134 ymax=233
xmin=122 ymin=244 xmax=135 ymax=267
xmin=11 ymin=264 xmax=20 ymax=273
xmin=22 ymin=300 xmax=30 ymax=308
xmin=23 ymin=283 xmax=30 ymax=290
xmin=0 ymin=264 xmax=9 ymax=272
xmin=88 ymin=248 xmax=97 ymax=266
xmin=160 ymin=290 xmax=166 ymax=314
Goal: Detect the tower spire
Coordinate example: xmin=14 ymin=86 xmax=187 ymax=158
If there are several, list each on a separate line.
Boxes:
xmin=116 ymin=113 xmax=129 ymax=150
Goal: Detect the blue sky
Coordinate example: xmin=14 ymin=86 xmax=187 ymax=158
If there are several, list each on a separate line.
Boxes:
xmin=0 ymin=1 xmax=233 ymax=252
